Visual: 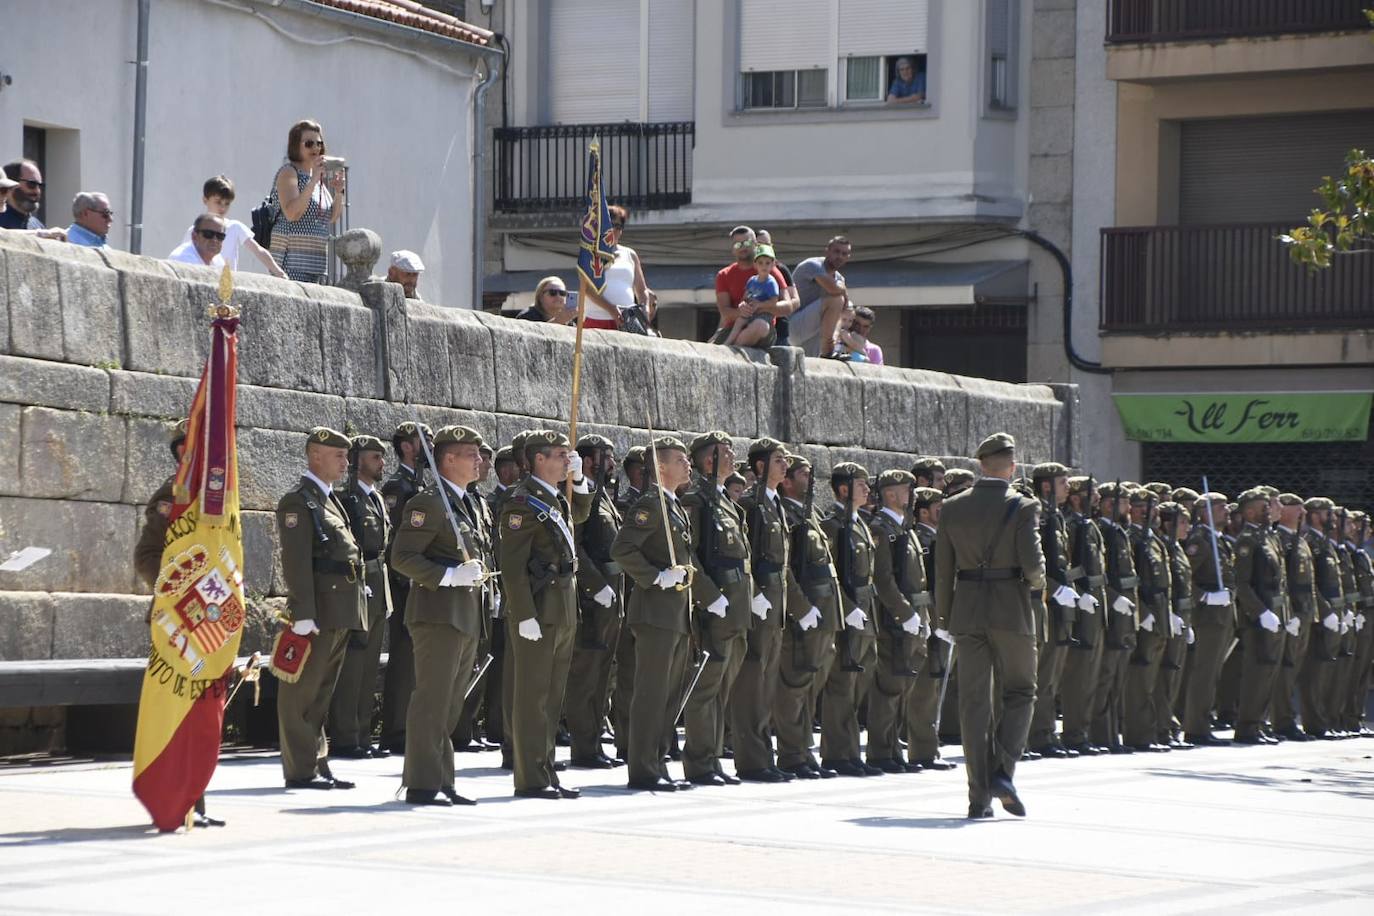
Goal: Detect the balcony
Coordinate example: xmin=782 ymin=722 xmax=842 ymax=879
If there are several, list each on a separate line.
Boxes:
xmin=493 ymin=121 xmax=694 ymax=214
xmin=1106 ymin=0 xmax=1372 ymax=43
xmin=1099 ymin=223 xmax=1374 ymax=334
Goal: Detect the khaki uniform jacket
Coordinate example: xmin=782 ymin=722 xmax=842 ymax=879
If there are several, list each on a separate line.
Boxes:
xmin=1305 ymin=531 xmax=1344 ymax=620
xmin=135 ymin=476 xmax=175 ymax=588
xmin=341 ymin=479 xmax=393 ymax=616
xmin=277 ymin=476 xmax=367 ymax=630
xmin=1066 ymin=510 xmax=1107 ymax=605
xmin=576 ymin=485 xmax=624 ymax=603
xmin=1130 ymin=524 xmax=1172 ymax=621
xmin=391 ymin=482 xmax=489 ymax=637
xmin=1166 ymin=537 xmax=1193 ymax=623
xmin=1097 ymin=518 xmax=1140 ymax=616
xmin=1185 ymin=525 xmax=1236 ymax=628
xmin=934 ymin=478 xmax=1045 ymax=636
xmin=739 ymin=485 xmax=807 ymax=626
xmin=381 ymin=465 xmax=422 ymax=549
xmin=1234 ymin=523 xmax=1288 ymax=626
xmin=497 ymin=477 xmax=594 ymax=628
xmin=822 ymin=501 xmax=880 ymax=635
xmin=782 ymin=497 xmax=840 ymax=630
xmin=1278 ymin=527 xmax=1317 ymax=619
xmin=682 ymin=477 xmax=754 ymax=628
xmin=869 ymin=508 xmax=931 ymax=629
xmin=611 ymin=486 xmax=699 ymax=634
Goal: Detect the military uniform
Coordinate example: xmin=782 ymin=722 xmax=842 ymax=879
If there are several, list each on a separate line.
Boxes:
xmin=1269 ymin=510 xmax=1316 ymax=738
xmin=1298 ymin=501 xmax=1344 ymax=736
xmin=1335 ymin=516 xmax=1373 ymax=733
xmin=1122 ymin=502 xmax=1171 ymax=749
xmin=902 ymin=491 xmax=952 ymax=768
xmin=1059 ymin=479 xmax=1108 ymax=753
xmin=135 ymin=477 xmax=175 ymax=594
xmin=454 ymin=478 xmax=500 ymax=751
xmin=378 ymin=425 xmax=429 ymax=753
xmin=275 ymin=427 xmax=368 ymax=785
xmin=1092 ymin=486 xmax=1139 ymax=751
xmin=1028 ymin=464 xmax=1077 ymax=755
xmin=1232 ymin=493 xmax=1288 ymax=742
xmin=483 ymin=477 xmax=516 ymax=748
xmin=1181 ymin=495 xmax=1237 ymax=743
xmin=1153 ymin=505 xmax=1193 ymax=747
xmin=609 ymin=447 xmax=646 ymax=760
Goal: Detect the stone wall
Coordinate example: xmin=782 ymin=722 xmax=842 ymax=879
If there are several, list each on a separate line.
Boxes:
xmin=0 ymin=231 xmax=1076 ymax=664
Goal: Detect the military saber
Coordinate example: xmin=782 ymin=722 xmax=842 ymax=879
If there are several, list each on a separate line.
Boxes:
xmin=674 ymin=649 xmax=714 ymax=723
xmin=1200 ymin=476 xmax=1225 ymax=597
xmin=643 ymin=407 xmax=690 ymax=591
xmin=932 ymin=641 xmax=956 ymax=737
xmin=463 ymin=652 xmax=496 ymax=701
xmin=406 ymin=406 xmax=501 ymax=589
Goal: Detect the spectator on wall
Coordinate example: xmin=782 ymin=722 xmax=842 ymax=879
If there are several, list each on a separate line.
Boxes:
xmin=181 ymin=176 xmax=287 ymax=277
xmin=168 ymin=214 xmax=227 ymax=268
xmin=0 ymin=159 xmax=47 ymax=230
xmin=721 ymin=244 xmax=781 ymax=348
xmin=578 ymin=204 xmax=655 ymax=332
xmin=270 ymin=119 xmax=346 ymax=283
xmin=518 ymin=275 xmax=578 ymax=324
xmin=711 ymin=225 xmax=792 ymax=346
xmin=66 ymin=192 xmax=113 ymax=248
xmin=829 ymin=304 xmax=883 ymax=365
xmin=386 ymin=250 xmax=426 ymax=300
xmin=755 ymin=229 xmax=799 ymax=345
xmin=0 ymin=173 xmax=63 ymax=239
xmin=790 ymin=236 xmax=853 ymax=357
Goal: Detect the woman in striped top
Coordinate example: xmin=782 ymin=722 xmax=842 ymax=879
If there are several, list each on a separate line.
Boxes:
xmin=270 ymin=119 xmax=345 ymax=283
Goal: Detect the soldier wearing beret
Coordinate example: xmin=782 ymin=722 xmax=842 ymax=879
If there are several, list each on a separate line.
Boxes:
xmin=679 ymin=431 xmax=753 ymax=786
xmin=379 ymin=421 xmax=432 ymax=754
xmin=275 ymin=426 xmax=367 ymax=790
xmin=935 ymin=432 xmax=1044 ymax=818
xmin=616 ymin=447 xmax=647 ymax=514
xmin=819 ymin=462 xmax=881 ymax=777
xmin=1298 ymin=497 xmax=1343 ymax=738
xmin=610 ymin=436 xmax=699 ymax=791
xmin=1181 ymin=492 xmax=1238 ymax=746
xmin=610 ymin=445 xmax=649 ymax=763
xmin=1324 ymin=507 xmax=1359 ymax=735
xmin=902 ymin=486 xmax=955 ymax=770
xmin=1122 ymin=488 xmax=1172 ymax=752
xmin=943 ymin=468 xmax=975 ymax=498
xmin=1027 ymin=462 xmax=1079 ymax=758
xmin=389 ymin=425 xmax=492 ymax=806
xmin=911 ymin=457 xmax=946 ymax=493
xmin=497 ymin=429 xmax=594 ymax=799
xmin=496 ymin=430 xmax=542 ymax=769
xmin=1346 ymin=511 xmax=1374 ymax=737
xmin=1332 ymin=509 xmax=1372 ymax=736
xmin=566 ymin=434 xmax=625 ymax=769
xmin=731 ymin=437 xmax=808 ymax=782
xmin=454 ymin=442 xmax=503 ymax=754
xmin=1152 ymin=501 xmax=1193 ymax=749
xmin=1231 ymin=488 xmax=1288 ymax=744
xmin=1091 ymin=482 xmax=1140 ymax=754
xmin=772 ymin=454 xmax=840 ymax=779
xmin=328 ymin=434 xmax=394 ymax=760
xmin=1058 ymin=476 xmax=1108 ymax=756
xmin=1268 ymin=494 xmax=1317 ymax=741
xmin=134 ymin=419 xmax=189 ymax=592
xmin=866 ymin=468 xmax=931 ymax=773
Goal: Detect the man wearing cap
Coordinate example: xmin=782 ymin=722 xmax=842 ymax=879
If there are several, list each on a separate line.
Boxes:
xmin=378 ymin=421 xmax=431 ymax=754
xmin=679 ymin=431 xmax=752 ymax=786
xmin=820 ymin=462 xmax=882 ymax=777
xmin=497 ymin=430 xmax=594 ymax=799
xmin=1027 ymin=462 xmax=1079 ymax=758
xmin=1092 ymin=483 xmax=1140 ymax=754
xmin=1231 ymin=489 xmax=1288 ymax=744
xmin=1268 ymin=494 xmax=1317 ymax=742
xmin=1332 ymin=510 xmax=1371 ymax=736
xmin=773 ymin=454 xmax=841 ymax=780
xmin=1057 ymin=477 xmax=1107 ymax=755
xmin=911 ymin=457 xmax=946 ymax=493
xmin=1299 ymin=498 xmax=1343 ymax=738
xmin=1153 ymin=502 xmax=1194 ymax=749
xmin=387 ymin=250 xmax=425 ymax=300
xmin=275 ymin=427 xmax=368 ymax=790
xmin=1122 ymin=489 xmax=1172 ymax=752
xmin=454 ymin=443 xmax=502 ymax=753
xmin=609 ymin=450 xmax=645 ymax=763
xmin=328 ymin=435 xmax=393 ymax=760
xmin=611 ymin=435 xmax=699 ymax=791
xmin=867 ymin=469 xmax=931 ymax=773
xmin=732 ymin=438 xmax=807 ymax=782
xmin=943 ymin=468 xmax=975 ymax=498
xmin=616 ymin=447 xmax=647 ymax=514
xmin=935 ymin=432 xmax=1044 ymax=818
xmin=566 ymin=435 xmax=624 ymax=769
xmin=1182 ymin=491 xmax=1238 ymax=746
xmin=902 ymin=486 xmax=955 ymax=770
xmin=389 ymin=425 xmax=490 ymax=806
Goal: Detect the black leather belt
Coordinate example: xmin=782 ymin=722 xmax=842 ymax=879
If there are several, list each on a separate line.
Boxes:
xmin=957 ymin=567 xmax=1022 ymax=582
xmin=363 ymin=558 xmax=385 ymax=575
xmin=315 ymin=558 xmax=362 ymax=579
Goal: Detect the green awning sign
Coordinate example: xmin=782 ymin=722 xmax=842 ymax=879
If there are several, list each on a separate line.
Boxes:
xmin=1113 ymin=392 xmax=1372 ymax=443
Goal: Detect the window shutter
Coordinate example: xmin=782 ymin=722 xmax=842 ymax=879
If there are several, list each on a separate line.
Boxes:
xmin=987 ymin=0 xmax=1010 ymax=56
xmin=549 ymin=0 xmax=641 ymax=123
xmin=740 ymin=0 xmax=830 ymax=71
xmin=838 ymin=0 xmax=928 ymax=57
xmin=648 ymin=0 xmax=695 ymax=120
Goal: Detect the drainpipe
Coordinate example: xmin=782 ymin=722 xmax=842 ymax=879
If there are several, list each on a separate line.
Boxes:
xmin=471 ymin=48 xmax=503 ymax=310
xmin=1016 ymin=229 xmax=1111 ymax=375
xmin=129 ymin=0 xmax=150 ymax=254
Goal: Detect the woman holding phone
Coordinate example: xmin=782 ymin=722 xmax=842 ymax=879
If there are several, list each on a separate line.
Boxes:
xmin=270 ymin=119 xmax=346 ymax=283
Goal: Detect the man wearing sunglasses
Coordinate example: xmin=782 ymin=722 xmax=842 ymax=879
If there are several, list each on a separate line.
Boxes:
xmin=0 ymin=159 xmax=47 ymax=230
xmin=167 ymin=214 xmax=228 ymax=267
xmin=66 ymin=192 xmax=114 ymax=249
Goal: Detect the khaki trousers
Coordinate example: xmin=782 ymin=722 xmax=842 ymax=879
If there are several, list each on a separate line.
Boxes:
xmin=1183 ymin=619 xmax=1233 ymax=735
xmin=1122 ymin=626 xmax=1167 ymax=746
xmin=509 ymin=617 xmax=575 ymax=791
xmin=565 ymin=604 xmax=622 ymax=760
xmin=1270 ymin=616 xmax=1310 ymax=732
xmin=329 ymin=584 xmax=387 ymax=749
xmin=1235 ymin=626 xmax=1285 ymax=738
xmin=903 ymin=636 xmax=947 ymax=762
xmin=379 ymin=577 xmax=414 ymax=749
xmin=729 ymin=616 xmax=784 ymax=772
xmin=773 ymin=626 xmax=835 ymax=769
xmin=956 ymin=628 xmax=1037 ymax=808
xmin=627 ymin=622 xmax=688 ymax=783
xmin=683 ymin=618 xmax=747 ymax=779
xmin=1154 ymin=630 xmax=1188 ymax=739
xmin=866 ymin=628 xmax=919 ymax=762
xmin=819 ymin=632 xmax=876 ymax=763
xmin=402 ymin=621 xmax=477 ymax=792
xmin=278 ymin=627 xmax=350 ymax=781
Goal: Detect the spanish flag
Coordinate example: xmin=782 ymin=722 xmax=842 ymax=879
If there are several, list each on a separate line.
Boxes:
xmin=133 ymin=274 xmax=243 ymax=831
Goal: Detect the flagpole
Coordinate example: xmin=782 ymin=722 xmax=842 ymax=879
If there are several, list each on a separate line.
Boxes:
xmin=566 ymin=275 xmax=589 ymax=505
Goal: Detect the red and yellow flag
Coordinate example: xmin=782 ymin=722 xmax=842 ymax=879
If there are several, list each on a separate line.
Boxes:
xmin=133 ymin=278 xmax=243 ymax=831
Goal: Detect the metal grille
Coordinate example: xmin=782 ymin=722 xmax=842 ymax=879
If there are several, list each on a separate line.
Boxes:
xmin=1142 ymin=438 xmax=1374 ymax=511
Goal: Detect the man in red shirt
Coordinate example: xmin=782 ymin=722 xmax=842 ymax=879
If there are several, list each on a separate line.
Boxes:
xmin=713 ymin=226 xmax=794 ymax=346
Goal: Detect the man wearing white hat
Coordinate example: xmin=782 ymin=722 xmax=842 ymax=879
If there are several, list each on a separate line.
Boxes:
xmin=387 ymin=250 xmax=425 ymax=300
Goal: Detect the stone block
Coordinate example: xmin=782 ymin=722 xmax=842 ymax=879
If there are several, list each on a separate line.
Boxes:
xmin=5 ymin=247 xmax=63 ymax=361
xmin=495 ymin=413 xmax=569 ymax=455
xmin=0 ymin=403 xmax=17 ymax=487
xmin=565 ymin=330 xmax=624 ymax=427
xmin=913 ymin=372 xmax=970 ymax=458
xmin=20 ymin=407 xmax=127 ymax=501
xmin=300 ymin=282 xmax=362 ymax=307
xmin=121 ymin=271 xmax=211 ymax=378
xmin=241 ymin=509 xmax=282 ymax=597
xmin=50 ymin=592 xmax=149 ymax=660
xmin=0 ymin=249 xmax=9 ymax=356
xmin=792 ymin=357 xmax=863 ymax=447
xmin=1029 ymin=201 xmax=1073 ymax=252
xmin=1030 ymin=58 xmax=1075 ymax=109
xmin=56 ymin=256 xmax=123 ymax=367
xmin=1029 ymin=154 xmax=1073 ymax=204
xmin=241 ymin=596 xmax=288 ymax=655
xmin=790 ymin=444 xmax=833 ymax=481
xmin=109 ymin=369 xmax=197 ymax=421
xmin=235 ymin=287 xmax=326 ymax=393
xmin=447 ymin=310 xmax=499 ymax=414
xmin=854 ymin=363 xmax=917 ymax=453
xmin=363 ymin=280 xmax=407 ymax=400
xmin=479 ymin=312 xmax=571 ymax=422
xmin=0 ymin=354 xmax=111 ymax=412
xmin=237 ymin=426 xmax=308 ymax=513
xmin=959 ymin=378 xmax=1058 ymax=463
xmin=95 ymin=247 xmax=177 ymax=277
xmin=1033 ymin=8 xmax=1077 ymax=60
xmin=0 ymin=591 xmax=55 ymax=662
xmin=596 ymin=330 xmax=666 ymax=430
xmin=653 ymin=341 xmax=760 ymax=438
xmin=0 ymin=497 xmax=139 ymax=594
xmin=395 ymin=303 xmax=454 ymax=408
xmin=1029 ymin=105 xmax=1075 ymax=158
xmin=237 ymin=384 xmax=345 ymax=433
xmin=123 ymin=416 xmax=178 ymax=505
xmin=321 ymin=301 xmax=380 ymax=400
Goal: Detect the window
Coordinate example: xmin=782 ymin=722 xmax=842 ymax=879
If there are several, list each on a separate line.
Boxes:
xmin=986 ymin=0 xmax=1016 ymax=111
xmin=22 ymin=126 xmax=46 ymax=226
xmin=843 ymin=52 xmax=926 ymax=104
xmin=742 ymin=69 xmax=827 ymax=110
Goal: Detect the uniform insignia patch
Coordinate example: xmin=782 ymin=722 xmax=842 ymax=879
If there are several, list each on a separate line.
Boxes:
xmin=410 ymin=510 xmax=426 ymax=527
xmin=385 ymin=494 xmax=397 ymax=509
xmin=634 ymin=509 xmax=651 ymax=526
xmin=1186 ymin=543 xmax=1199 ymax=556
xmin=508 ymin=514 xmax=524 ymax=530
xmin=1237 ymin=544 xmax=1252 ymax=557
xmin=283 ymin=512 xmax=298 ymax=529
xmin=156 ymin=500 xmax=172 ymax=517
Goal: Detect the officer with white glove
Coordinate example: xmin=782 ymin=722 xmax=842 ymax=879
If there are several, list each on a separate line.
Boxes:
xmin=441 ymin=558 xmax=485 ymax=587
xmin=751 ymin=591 xmax=772 ymax=619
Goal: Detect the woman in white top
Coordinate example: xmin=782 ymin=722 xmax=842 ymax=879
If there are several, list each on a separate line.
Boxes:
xmin=579 ymin=204 xmax=656 ymax=331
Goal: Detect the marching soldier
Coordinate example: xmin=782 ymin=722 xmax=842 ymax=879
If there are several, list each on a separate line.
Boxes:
xmin=1059 ymin=477 xmax=1107 ymax=756
xmin=772 ymin=454 xmax=839 ymax=780
xmin=903 ymin=486 xmax=956 ymax=770
xmin=1232 ymin=489 xmax=1288 ymax=744
xmin=1153 ymin=501 xmax=1193 ymax=749
xmin=936 ymin=457 xmax=975 ymax=754
xmin=566 ymin=434 xmax=625 ymax=769
xmin=389 ymin=425 xmax=491 ymax=807
xmin=609 ymin=435 xmax=698 ymax=792
xmin=1299 ymin=498 xmax=1344 ymax=738
xmin=867 ymin=469 xmax=931 ymax=773
xmin=1092 ymin=483 xmax=1139 ymax=753
xmin=1123 ymin=489 xmax=1171 ymax=752
xmin=679 ymin=431 xmax=752 ymax=786
xmin=1270 ymin=493 xmax=1317 ymax=741
xmin=378 ymin=421 xmax=431 ymax=755
xmin=934 ymin=432 xmax=1044 ymax=818
xmin=275 ymin=426 xmax=367 ymax=790
xmin=732 ymin=437 xmax=807 ymax=782
xmin=328 ymin=435 xmax=393 ymax=759
xmin=1028 ymin=462 xmax=1079 ymax=758
xmin=1181 ymin=491 xmax=1238 ymax=746
xmin=498 ymin=429 xmax=594 ymax=799
xmin=819 ymin=462 xmax=881 ymax=777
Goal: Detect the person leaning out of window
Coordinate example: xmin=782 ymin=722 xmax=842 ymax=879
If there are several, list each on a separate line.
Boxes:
xmin=577 ymin=205 xmax=656 ymax=333
xmin=887 ymin=57 xmax=925 ymax=105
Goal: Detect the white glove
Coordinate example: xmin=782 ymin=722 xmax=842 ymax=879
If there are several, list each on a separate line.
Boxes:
xmin=518 ymin=618 xmax=542 ymax=641
xmin=1186 ymin=626 xmax=1196 ymax=645
xmin=1204 ymin=590 xmax=1231 ymax=606
xmin=934 ymin=627 xmax=954 ymax=645
xmin=1323 ymin=612 xmax=1341 ymax=632
xmin=844 ymin=607 xmax=866 ymax=629
xmin=1077 ymin=592 xmax=1099 ymax=613
xmin=1257 ymin=609 xmax=1280 ymax=633
xmin=751 ymin=592 xmax=772 ymax=619
xmin=364 ymin=585 xmax=373 ymax=599
xmin=441 ymin=559 xmax=485 ymax=588
xmin=654 ymin=566 xmax=686 ymax=589
xmin=291 ymin=618 xmax=319 ymax=636
xmin=1343 ymin=610 xmax=1355 ymax=632
xmin=593 ymin=585 xmax=615 ymax=608
xmin=798 ymin=607 xmax=821 ymax=631
xmin=491 ymin=590 xmax=502 ymax=613
xmin=568 ymin=452 xmax=584 ymax=481
xmin=1170 ymin=613 xmax=1184 ymax=637
xmin=901 ymin=615 xmax=923 ymax=636
xmin=707 ymin=595 xmax=729 ymax=617
xmin=1139 ymin=613 xmax=1155 ymax=633
xmin=1112 ymin=595 xmax=1134 ymax=615
xmin=1285 ymin=617 xmax=1301 ymax=637
xmin=1052 ymin=585 xmax=1080 ymax=608
xmin=1357 ymin=613 xmax=1367 ymax=632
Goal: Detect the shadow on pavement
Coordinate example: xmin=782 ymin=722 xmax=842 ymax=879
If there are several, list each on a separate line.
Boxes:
xmin=1143 ymin=764 xmax=1374 ymax=800
xmin=0 ymin=824 xmax=157 ymax=846
xmin=846 ymin=815 xmax=995 ymax=830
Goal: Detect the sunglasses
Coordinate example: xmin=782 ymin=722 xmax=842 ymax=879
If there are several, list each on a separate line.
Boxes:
xmin=90 ymin=208 xmax=114 ymax=219
xmin=302 ymin=139 xmax=326 ymax=150
xmin=197 ymin=228 xmax=227 ymax=242
xmin=546 ymin=288 xmax=568 ymax=298
xmin=732 ymin=240 xmax=755 ymax=250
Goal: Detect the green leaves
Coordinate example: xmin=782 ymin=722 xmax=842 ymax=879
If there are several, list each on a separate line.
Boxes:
xmin=1279 ymin=149 xmax=1374 ymax=270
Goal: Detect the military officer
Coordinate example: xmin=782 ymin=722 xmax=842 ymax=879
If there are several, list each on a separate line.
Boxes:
xmin=328 ymin=435 xmax=393 ymax=759
xmin=772 ymin=454 xmax=839 ymax=780
xmin=819 ymin=462 xmax=881 ymax=777
xmin=1181 ymin=491 xmax=1238 ymax=746
xmin=1299 ymin=497 xmax=1344 ymax=738
xmin=1231 ymin=488 xmax=1288 ymax=744
xmin=903 ymin=486 xmax=956 ymax=770
xmin=732 ymin=437 xmax=807 ymax=782
xmin=482 ymin=444 xmax=519 ymax=752
xmin=275 ymin=426 xmax=367 ymax=790
xmin=610 ymin=435 xmax=698 ymax=792
xmin=1059 ymin=477 xmax=1108 ymax=756
xmin=566 ymin=434 xmax=624 ymax=769
xmin=1027 ymin=462 xmax=1079 ymax=758
xmin=1268 ymin=493 xmax=1317 ymax=741
xmin=379 ymin=421 xmax=431 ymax=755
xmin=1153 ymin=501 xmax=1194 ymax=749
xmin=1092 ymin=483 xmax=1140 ymax=754
xmin=866 ymin=469 xmax=931 ymax=774
xmin=452 ymin=445 xmax=502 ymax=754
xmin=943 ymin=468 xmax=975 ymax=498
xmin=1348 ymin=512 xmax=1374 ymax=737
xmin=1334 ymin=510 xmax=1373 ymax=735
xmin=389 ymin=425 xmax=491 ymax=806
xmin=609 ymin=444 xmax=648 ymax=760
xmin=911 ymin=457 xmax=946 ymax=493
xmin=934 ymin=432 xmax=1044 ymax=818
xmin=1122 ymin=489 xmax=1172 ymax=752
xmin=616 ymin=446 xmax=647 ymax=513
xmin=679 ymin=431 xmax=752 ymax=786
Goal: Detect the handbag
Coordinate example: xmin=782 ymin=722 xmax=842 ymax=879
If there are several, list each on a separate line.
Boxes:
xmin=620 ymin=305 xmax=651 ymax=335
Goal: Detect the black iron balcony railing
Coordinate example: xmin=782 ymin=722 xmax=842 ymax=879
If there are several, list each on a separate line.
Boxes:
xmin=493 ymin=121 xmax=694 ymax=213
xmin=1106 ymin=0 xmax=1372 ymax=43
xmin=1100 ymin=223 xmax=1374 ymax=332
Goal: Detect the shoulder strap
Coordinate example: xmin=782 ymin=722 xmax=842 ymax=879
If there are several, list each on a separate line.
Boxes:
xmin=978 ymin=498 xmax=1023 ymax=569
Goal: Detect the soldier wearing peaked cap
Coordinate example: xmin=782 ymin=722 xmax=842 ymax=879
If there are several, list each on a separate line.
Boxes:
xmin=328 ymin=435 xmax=394 ymax=760
xmin=1121 ymin=486 xmax=1172 ymax=752
xmin=275 ymin=426 xmax=368 ymax=790
xmin=1058 ymin=476 xmax=1108 ymax=756
xmin=1027 ymin=462 xmax=1079 ymax=758
xmin=935 ymin=433 xmax=1045 ymax=818
xmin=1152 ymin=501 xmax=1193 ymax=749
xmin=943 ymin=468 xmax=975 ymax=497
xmin=610 ymin=444 xmax=649 ymax=762
xmin=903 ymin=485 xmax=956 ymax=770
xmin=1346 ymin=511 xmax=1374 ymax=737
xmin=1332 ymin=509 xmax=1372 ymax=736
xmin=1181 ymin=491 xmax=1238 ymax=746
xmin=1231 ymin=488 xmax=1288 ymax=744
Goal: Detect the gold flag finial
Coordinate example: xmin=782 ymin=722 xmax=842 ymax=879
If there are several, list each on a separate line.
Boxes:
xmin=206 ymin=265 xmax=241 ymax=319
